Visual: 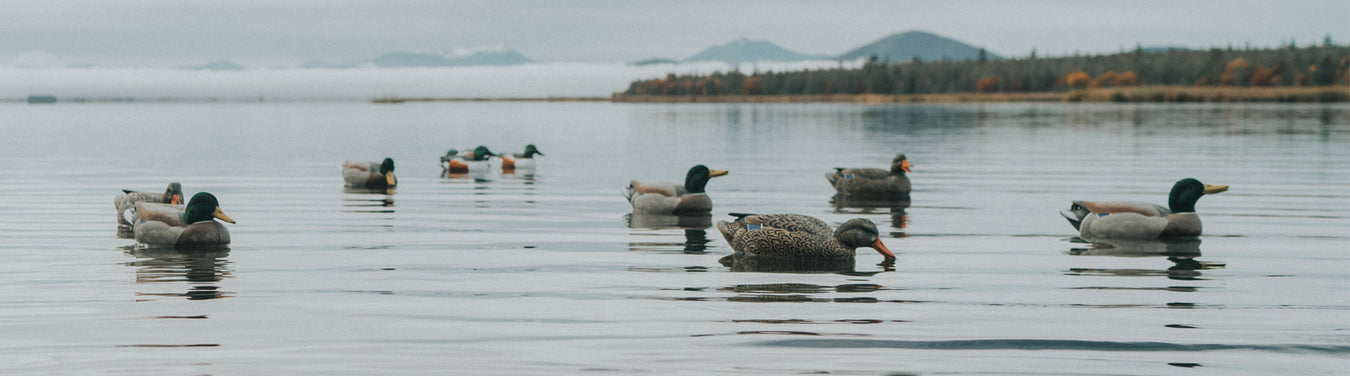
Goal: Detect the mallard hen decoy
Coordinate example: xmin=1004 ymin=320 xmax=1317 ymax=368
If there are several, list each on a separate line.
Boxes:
xmin=826 ymin=154 xmax=912 ymax=198
xmin=625 ymin=165 xmax=728 ymax=214
xmin=343 ymin=158 xmax=396 ymax=188
xmin=127 ymin=192 xmax=235 ymax=248
xmin=114 ymin=182 xmax=183 ymax=237
xmin=501 ymin=144 xmax=543 ymax=171
xmin=716 ymin=214 xmax=895 ymax=259
xmin=1061 ymin=178 xmax=1228 ymax=240
xmin=442 ymin=146 xmax=495 ymax=173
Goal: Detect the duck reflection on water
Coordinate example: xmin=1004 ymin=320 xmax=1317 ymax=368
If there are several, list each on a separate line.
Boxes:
xmin=1068 ymin=237 xmax=1202 ymax=257
xmin=711 ymin=282 xmax=897 ymax=303
xmin=342 ymin=187 xmax=395 ymax=213
xmin=1065 ymin=237 xmax=1224 ymax=281
xmin=831 ymin=194 xmax=911 ymax=230
xmin=719 ymin=253 xmax=895 ymax=274
xmin=123 ymin=246 xmax=232 ymax=300
xmin=626 ymin=213 xmax=713 ymax=254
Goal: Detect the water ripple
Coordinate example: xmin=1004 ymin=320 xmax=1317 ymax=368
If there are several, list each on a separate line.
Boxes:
xmin=755 ymin=338 xmax=1350 ymax=354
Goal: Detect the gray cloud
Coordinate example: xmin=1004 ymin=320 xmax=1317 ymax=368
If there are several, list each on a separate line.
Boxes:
xmin=3 ymin=0 xmax=1347 ymax=67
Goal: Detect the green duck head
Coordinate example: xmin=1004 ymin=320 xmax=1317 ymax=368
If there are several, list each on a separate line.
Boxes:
xmin=182 ymin=192 xmax=236 ymax=225
xmin=445 ymin=149 xmax=459 ymax=157
xmin=891 ymin=154 xmax=913 ymax=174
xmin=380 ymin=158 xmax=397 ymax=186
xmin=683 ymin=165 xmax=729 ymax=194
xmin=1168 ymin=178 xmax=1227 ymax=213
xmin=835 ymin=218 xmax=895 ymax=259
xmin=165 ymin=182 xmax=184 ymax=205
xmin=523 ymin=144 xmax=544 ymax=157
xmin=473 ymin=146 xmax=495 ymax=161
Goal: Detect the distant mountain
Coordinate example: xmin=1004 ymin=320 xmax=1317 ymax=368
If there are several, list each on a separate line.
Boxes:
xmin=370 ymin=47 xmax=533 ymax=67
xmin=631 ymin=57 xmax=678 ymax=66
xmin=179 ymin=60 xmax=245 ymax=71
xmin=683 ymin=38 xmax=829 ymax=64
xmin=839 ymin=30 xmax=997 ymax=62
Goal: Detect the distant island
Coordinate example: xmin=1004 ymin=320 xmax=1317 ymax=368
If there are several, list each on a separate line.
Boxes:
xmin=615 ymin=42 xmax=1350 ymax=103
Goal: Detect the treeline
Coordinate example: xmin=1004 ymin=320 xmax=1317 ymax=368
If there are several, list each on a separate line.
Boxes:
xmin=623 ymin=43 xmax=1350 ymax=96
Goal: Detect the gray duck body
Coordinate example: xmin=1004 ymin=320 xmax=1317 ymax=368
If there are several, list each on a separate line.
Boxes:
xmin=827 ymin=154 xmax=912 ymax=198
xmin=1060 ymin=178 xmax=1227 ymax=240
xmin=114 ymin=182 xmax=183 ymax=238
xmin=625 ymin=165 xmax=727 ymax=215
xmin=342 ymin=158 xmax=396 ymax=188
xmin=127 ymin=192 xmax=234 ymax=249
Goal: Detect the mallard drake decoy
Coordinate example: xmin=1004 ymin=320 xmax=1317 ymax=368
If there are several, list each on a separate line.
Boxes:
xmin=114 ymin=182 xmax=184 ymax=237
xmin=1061 ymin=178 xmax=1228 ymax=240
xmin=624 ymin=165 xmax=728 ymax=214
xmin=442 ymin=146 xmax=495 ymax=173
xmin=501 ymin=144 xmax=543 ymax=171
xmin=826 ymin=154 xmax=912 ymax=198
xmin=343 ymin=158 xmax=396 ymax=188
xmin=716 ymin=214 xmax=895 ymax=259
xmin=127 ymin=192 xmax=235 ymax=248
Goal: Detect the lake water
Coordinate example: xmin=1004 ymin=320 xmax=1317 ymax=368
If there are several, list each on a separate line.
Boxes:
xmin=1 ymin=101 xmax=1347 ymax=375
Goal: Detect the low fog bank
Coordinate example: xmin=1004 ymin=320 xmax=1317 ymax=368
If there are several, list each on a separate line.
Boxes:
xmin=2 ymin=61 xmax=855 ymax=102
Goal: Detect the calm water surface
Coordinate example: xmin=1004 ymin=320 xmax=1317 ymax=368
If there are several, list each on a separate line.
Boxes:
xmin=1 ymin=102 xmax=1347 ymax=375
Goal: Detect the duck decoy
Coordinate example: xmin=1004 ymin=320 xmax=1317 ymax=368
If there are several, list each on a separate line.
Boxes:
xmin=826 ymin=154 xmax=912 ymax=199
xmin=442 ymin=146 xmax=496 ymax=173
xmin=716 ymin=214 xmax=895 ymax=259
xmin=114 ymin=182 xmax=184 ymax=237
xmin=1061 ymin=178 xmax=1228 ymax=240
xmin=501 ymin=144 xmax=543 ymax=172
xmin=126 ymin=192 xmax=235 ymax=248
xmin=343 ymin=158 xmax=396 ymax=188
xmin=625 ymin=165 xmax=728 ymax=214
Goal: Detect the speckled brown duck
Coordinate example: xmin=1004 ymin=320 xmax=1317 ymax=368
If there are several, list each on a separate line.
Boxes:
xmin=114 ymin=182 xmax=183 ymax=238
xmin=826 ymin=154 xmax=912 ymax=199
xmin=343 ymin=158 xmax=397 ymax=188
xmin=716 ymin=214 xmax=895 ymax=259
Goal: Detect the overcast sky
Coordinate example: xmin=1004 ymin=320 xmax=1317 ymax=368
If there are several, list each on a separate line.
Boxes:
xmin=3 ymin=0 xmax=1347 ymax=67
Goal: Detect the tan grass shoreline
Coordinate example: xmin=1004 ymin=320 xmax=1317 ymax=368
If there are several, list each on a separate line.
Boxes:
xmin=606 ymin=85 xmax=1349 ymax=104
xmin=372 ymin=96 xmax=609 ymax=103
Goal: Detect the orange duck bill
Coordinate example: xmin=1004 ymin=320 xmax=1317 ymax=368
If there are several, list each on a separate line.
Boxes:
xmin=871 ymin=238 xmax=895 ymax=259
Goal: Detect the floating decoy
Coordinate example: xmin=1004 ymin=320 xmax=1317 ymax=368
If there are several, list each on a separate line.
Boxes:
xmin=442 ymin=146 xmax=495 ymax=173
xmin=501 ymin=144 xmax=543 ymax=171
xmin=716 ymin=214 xmax=895 ymax=259
xmin=1061 ymin=178 xmax=1228 ymax=240
xmin=114 ymin=182 xmax=184 ymax=237
xmin=826 ymin=154 xmax=913 ymax=199
xmin=126 ymin=192 xmax=235 ymax=248
xmin=343 ymin=158 xmax=396 ymax=188
xmin=625 ymin=165 xmax=728 ymax=214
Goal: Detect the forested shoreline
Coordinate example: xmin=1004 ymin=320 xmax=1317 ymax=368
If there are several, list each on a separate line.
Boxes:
xmin=620 ymin=43 xmax=1350 ymax=102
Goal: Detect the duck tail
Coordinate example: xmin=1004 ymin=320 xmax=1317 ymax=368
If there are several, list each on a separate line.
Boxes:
xmin=1060 ymin=209 xmax=1084 ymax=230
xmin=715 ymin=220 xmax=735 ymax=243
